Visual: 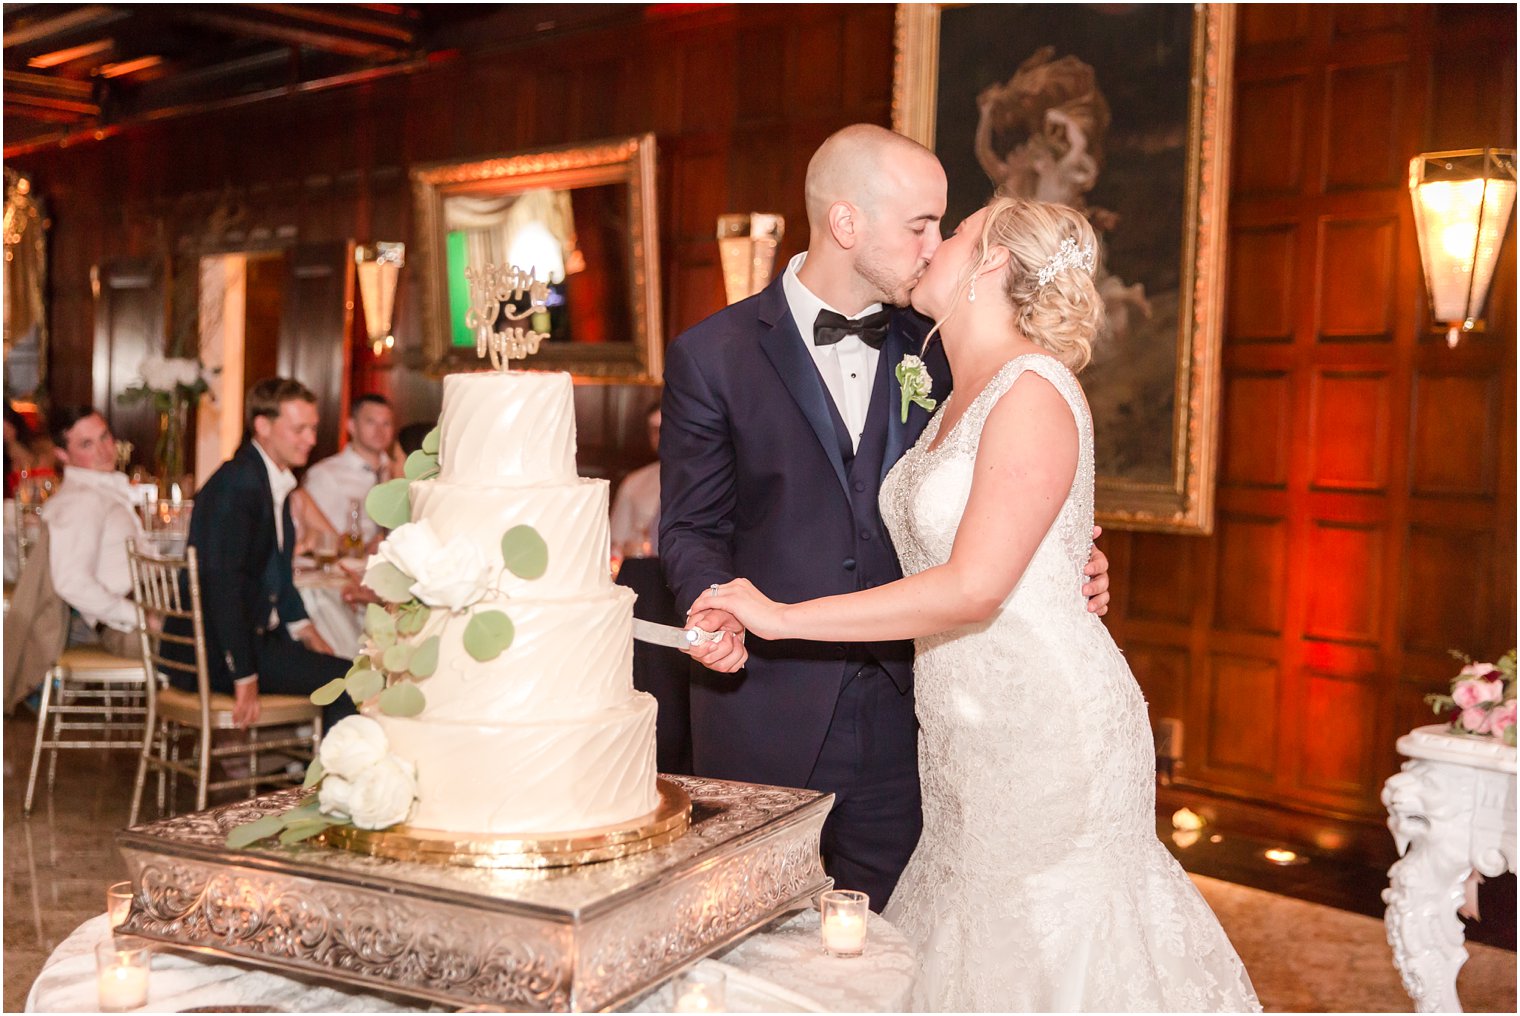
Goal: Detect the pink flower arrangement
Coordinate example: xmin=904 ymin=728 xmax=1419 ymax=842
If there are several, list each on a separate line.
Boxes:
xmin=1426 ymin=650 xmax=1516 ymax=746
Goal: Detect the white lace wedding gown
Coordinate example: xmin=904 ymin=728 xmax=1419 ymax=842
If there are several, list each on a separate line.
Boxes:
xmin=879 ymin=354 xmax=1260 ymax=1012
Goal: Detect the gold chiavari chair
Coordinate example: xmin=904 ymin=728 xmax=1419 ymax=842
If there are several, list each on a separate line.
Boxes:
xmin=22 ymin=522 xmax=148 ymax=815
xmin=126 ymin=540 xmax=322 ymax=826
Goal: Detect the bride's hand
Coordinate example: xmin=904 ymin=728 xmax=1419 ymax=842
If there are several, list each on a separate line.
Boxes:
xmin=690 ymin=579 xmax=785 ymax=641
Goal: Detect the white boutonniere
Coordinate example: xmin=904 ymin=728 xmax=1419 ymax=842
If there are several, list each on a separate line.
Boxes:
xmin=896 ymin=355 xmax=937 ymax=423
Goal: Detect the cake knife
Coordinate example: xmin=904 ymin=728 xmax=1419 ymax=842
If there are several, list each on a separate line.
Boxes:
xmin=631 ymin=618 xmax=726 ymax=650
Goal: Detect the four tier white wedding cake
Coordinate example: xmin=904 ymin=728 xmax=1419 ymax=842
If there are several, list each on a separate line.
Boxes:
xmin=375 ymin=370 xmax=660 ymax=835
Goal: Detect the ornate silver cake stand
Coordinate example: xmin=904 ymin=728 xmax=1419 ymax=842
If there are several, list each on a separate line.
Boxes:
xmin=116 ymin=774 xmax=834 ymax=1012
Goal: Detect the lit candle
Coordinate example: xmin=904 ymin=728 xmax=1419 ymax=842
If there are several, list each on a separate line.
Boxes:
xmin=98 ymin=963 xmax=148 ymax=1011
xmin=822 ymin=910 xmax=867 ymax=954
xmin=671 ymin=967 xmax=726 ymax=1012
xmin=95 ymin=940 xmax=150 ymax=1011
xmin=170 ymin=482 xmax=182 ymax=506
xmin=819 ymin=888 xmax=869 ymax=957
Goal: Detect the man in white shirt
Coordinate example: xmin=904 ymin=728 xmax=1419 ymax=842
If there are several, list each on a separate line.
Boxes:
xmin=301 ymin=393 xmax=396 ymax=547
xmin=41 ymin=407 xmax=144 ymax=658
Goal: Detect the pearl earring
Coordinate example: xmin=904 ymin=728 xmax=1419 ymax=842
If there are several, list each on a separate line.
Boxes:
xmin=968 ymin=275 xmax=977 ymax=303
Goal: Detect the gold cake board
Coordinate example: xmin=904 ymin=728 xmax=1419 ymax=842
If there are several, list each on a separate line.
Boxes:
xmin=116 ymin=774 xmax=833 ymax=1012
xmin=323 ymin=778 xmax=692 ymax=868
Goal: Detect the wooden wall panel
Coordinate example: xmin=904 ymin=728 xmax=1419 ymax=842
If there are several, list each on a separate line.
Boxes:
xmin=1124 ymin=535 xmax=1194 ymax=625
xmin=1203 ymin=655 xmax=1279 ymax=783
xmin=1214 ymin=516 xmax=1288 ymax=635
xmin=1322 ymin=63 xmax=1407 ymax=191
xmin=1221 ymin=372 xmax=1292 ymax=487
xmin=1316 ymin=218 xmax=1397 ymax=340
xmin=1226 ymin=228 xmax=1297 ymax=341
xmin=1297 ymin=672 xmax=1378 ymax=796
xmin=1232 ymin=80 xmax=1307 ymax=195
xmin=1409 ymin=373 xmax=1500 ymax=497
xmin=1309 ymin=370 xmax=1390 ymax=490
xmin=1303 ymin=521 xmax=1384 ymax=644
xmin=1401 ymin=525 xmax=1496 ymax=653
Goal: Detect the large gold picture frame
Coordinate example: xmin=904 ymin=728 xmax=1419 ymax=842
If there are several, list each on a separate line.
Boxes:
xmin=894 ymin=4 xmax=1234 ymax=534
xmin=413 ymin=134 xmax=663 ymax=382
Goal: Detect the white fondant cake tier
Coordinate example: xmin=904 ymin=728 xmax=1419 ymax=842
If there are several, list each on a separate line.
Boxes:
xmin=410 ymin=477 xmax=613 ymax=598
xmin=436 ymin=371 xmax=577 ymax=483
xmin=418 ymin=587 xmax=635 ymax=722
xmin=377 ymin=694 xmax=660 ymax=834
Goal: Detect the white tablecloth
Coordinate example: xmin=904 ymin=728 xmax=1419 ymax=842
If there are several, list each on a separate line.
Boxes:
xmin=28 ymin=908 xmax=916 ymax=1012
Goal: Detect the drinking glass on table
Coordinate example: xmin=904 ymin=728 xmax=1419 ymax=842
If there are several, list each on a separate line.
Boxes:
xmin=141 ymin=499 xmax=193 ymax=557
xmin=311 ymin=530 xmax=340 ymax=573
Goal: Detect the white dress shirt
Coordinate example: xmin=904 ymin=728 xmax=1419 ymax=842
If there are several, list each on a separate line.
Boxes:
xmin=301 ymin=444 xmax=388 ymax=543
xmin=40 ymin=467 xmax=144 ymax=632
xmin=781 ymin=252 xmax=883 ymax=452
xmin=252 ymin=440 xmax=310 ymax=642
xmin=610 ymin=461 xmax=660 ymax=558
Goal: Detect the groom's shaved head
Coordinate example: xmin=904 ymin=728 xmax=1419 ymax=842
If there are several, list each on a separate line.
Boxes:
xmin=805 ymin=124 xmax=940 ymax=227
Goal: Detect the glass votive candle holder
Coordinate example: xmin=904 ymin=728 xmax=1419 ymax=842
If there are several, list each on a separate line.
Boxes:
xmin=671 ymin=964 xmax=727 ymax=1012
xmin=820 ymin=888 xmax=869 ymax=957
xmin=106 ymin=881 xmax=134 ymax=929
xmin=95 ymin=938 xmax=151 ymax=1011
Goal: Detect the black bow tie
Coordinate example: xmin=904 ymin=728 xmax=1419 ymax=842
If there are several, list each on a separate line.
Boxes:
xmin=813 ymin=308 xmax=891 ymax=350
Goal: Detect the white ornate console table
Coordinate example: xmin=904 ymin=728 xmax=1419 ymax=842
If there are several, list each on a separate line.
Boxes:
xmin=1382 ymin=724 xmax=1516 ymax=1013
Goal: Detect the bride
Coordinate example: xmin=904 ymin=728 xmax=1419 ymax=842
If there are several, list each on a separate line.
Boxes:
xmin=690 ymin=196 xmax=1260 ymax=1012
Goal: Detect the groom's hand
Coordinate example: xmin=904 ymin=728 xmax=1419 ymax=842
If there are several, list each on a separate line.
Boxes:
xmin=686 ymin=607 xmax=748 ymax=673
xmin=1083 ymin=524 xmax=1111 ymax=616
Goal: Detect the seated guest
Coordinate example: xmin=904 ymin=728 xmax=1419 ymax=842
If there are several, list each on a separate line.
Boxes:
xmin=168 ymin=378 xmax=354 ymax=730
xmin=610 ymin=400 xmax=691 ymax=773
xmin=40 ymin=406 xmax=143 ymax=658
xmin=301 ymin=393 xmax=395 ymax=550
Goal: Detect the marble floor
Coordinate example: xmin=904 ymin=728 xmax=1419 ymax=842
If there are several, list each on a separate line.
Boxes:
xmin=4 ymin=712 xmax=1517 ymax=1013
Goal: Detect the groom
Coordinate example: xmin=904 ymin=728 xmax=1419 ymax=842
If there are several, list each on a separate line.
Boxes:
xmin=660 ymin=124 xmax=1110 ymax=907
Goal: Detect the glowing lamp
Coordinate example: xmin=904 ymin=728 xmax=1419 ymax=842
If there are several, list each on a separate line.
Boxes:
xmin=356 ymin=242 xmax=405 ymax=356
xmin=717 ymin=213 xmax=785 ymax=305
xmin=1408 ymin=148 xmax=1516 ymax=347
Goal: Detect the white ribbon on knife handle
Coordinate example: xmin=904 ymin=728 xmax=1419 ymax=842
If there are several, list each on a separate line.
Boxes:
xmin=631 ymin=618 xmax=726 ymax=650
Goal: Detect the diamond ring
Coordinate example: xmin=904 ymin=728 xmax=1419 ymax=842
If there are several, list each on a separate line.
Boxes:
xmin=709 ymin=583 xmax=721 ymax=595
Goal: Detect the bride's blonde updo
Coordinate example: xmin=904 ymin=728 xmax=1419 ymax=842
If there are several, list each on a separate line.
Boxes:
xmin=971 ymin=196 xmax=1105 ymax=372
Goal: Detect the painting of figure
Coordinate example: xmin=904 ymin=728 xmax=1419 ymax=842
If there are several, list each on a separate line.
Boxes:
xmin=896 ymin=3 xmax=1233 ymax=532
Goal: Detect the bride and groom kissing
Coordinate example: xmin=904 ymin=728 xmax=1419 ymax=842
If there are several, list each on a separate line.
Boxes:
xmin=659 ymin=125 xmax=1259 ymax=1012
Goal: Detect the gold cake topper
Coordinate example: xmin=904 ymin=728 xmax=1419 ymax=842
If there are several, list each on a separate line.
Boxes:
xmin=464 ymin=263 xmax=551 ymax=371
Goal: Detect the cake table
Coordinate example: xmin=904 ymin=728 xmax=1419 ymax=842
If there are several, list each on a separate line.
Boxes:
xmin=27 ymin=908 xmax=917 ymax=1012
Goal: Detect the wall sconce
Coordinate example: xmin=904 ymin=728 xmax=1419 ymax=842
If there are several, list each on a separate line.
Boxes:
xmin=355 ymin=242 xmax=405 ymax=356
xmin=1408 ymin=148 xmax=1516 ymax=347
xmin=717 ymin=213 xmax=785 ymax=305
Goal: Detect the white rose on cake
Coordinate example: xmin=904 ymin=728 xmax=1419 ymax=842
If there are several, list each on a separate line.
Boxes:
xmin=317 ymin=773 xmax=356 ymax=820
xmin=345 ymin=756 xmax=419 ymax=829
xmin=318 ymin=715 xmax=389 ymax=778
xmin=377 ymin=520 xmax=493 ymax=610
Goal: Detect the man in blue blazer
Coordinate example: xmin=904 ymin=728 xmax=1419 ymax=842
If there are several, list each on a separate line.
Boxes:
xmin=169 ymin=378 xmax=354 ymax=731
xmin=660 ymin=125 xmax=1111 ymax=907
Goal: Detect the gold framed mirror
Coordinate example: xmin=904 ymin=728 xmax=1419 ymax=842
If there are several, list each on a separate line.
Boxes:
xmin=413 ymin=134 xmax=663 ymax=382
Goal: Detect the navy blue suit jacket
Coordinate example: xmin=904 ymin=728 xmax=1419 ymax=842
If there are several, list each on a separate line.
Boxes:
xmin=178 ymin=441 xmax=308 ymax=689
xmin=660 ymin=275 xmax=951 ymax=789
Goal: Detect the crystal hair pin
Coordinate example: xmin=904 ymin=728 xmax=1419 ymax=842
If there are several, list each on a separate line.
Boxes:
xmin=1036 ymin=236 xmax=1097 ymax=287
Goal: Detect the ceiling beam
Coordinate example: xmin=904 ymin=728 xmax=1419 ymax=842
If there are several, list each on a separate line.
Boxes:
xmin=177 ymin=4 xmax=416 ymax=60
xmin=3 ymin=4 xmax=129 ymax=52
xmin=3 ymin=70 xmax=99 ymax=116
